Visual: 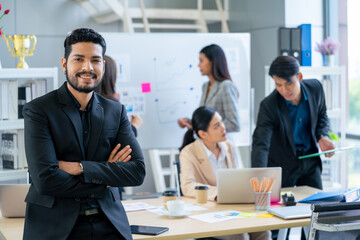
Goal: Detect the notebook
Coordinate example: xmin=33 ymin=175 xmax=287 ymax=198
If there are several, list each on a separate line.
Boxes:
xmin=0 ymin=184 xmax=30 ymax=217
xmin=268 ymin=205 xmax=312 ymax=219
xmin=216 ymin=167 xmax=282 ymax=204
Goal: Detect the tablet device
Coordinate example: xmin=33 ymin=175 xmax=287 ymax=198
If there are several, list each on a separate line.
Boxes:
xmin=130 ymin=225 xmax=169 ymax=235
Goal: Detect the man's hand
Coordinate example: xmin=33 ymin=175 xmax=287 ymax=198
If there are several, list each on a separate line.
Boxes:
xmin=318 ymin=136 xmax=335 ymax=158
xmin=58 ymin=161 xmax=82 ymax=175
xmin=177 ymin=118 xmax=192 ymax=129
xmin=107 ymin=144 xmax=132 ymax=163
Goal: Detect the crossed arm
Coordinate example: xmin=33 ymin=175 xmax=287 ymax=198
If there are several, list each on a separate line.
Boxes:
xmin=58 ymin=143 xmax=132 ymax=175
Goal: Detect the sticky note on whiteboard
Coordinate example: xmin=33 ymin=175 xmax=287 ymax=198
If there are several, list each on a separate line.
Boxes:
xmin=141 ymin=82 xmax=151 ymax=93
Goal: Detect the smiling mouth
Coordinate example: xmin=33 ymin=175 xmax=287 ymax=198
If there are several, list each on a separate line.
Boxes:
xmin=76 ymin=71 xmax=97 ymax=80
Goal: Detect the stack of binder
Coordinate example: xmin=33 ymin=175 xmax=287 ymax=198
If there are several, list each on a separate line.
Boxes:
xmin=279 ymin=24 xmax=311 ymax=66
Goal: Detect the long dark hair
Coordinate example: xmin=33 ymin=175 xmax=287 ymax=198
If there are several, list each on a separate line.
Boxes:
xmin=179 ymin=106 xmax=216 ymax=151
xmin=200 ymin=44 xmax=231 ymax=81
xmin=94 ymin=55 xmax=117 ymax=100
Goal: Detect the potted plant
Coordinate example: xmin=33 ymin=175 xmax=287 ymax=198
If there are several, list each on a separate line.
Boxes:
xmin=315 ymin=36 xmax=341 ymax=66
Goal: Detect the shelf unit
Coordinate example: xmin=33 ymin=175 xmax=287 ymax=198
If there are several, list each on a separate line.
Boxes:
xmin=264 ymin=66 xmax=347 ymax=189
xmin=0 ymin=68 xmax=58 ymax=182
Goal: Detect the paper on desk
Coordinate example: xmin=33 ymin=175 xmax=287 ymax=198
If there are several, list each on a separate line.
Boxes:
xmin=123 ymin=202 xmax=157 ymax=212
xmin=147 ymin=204 xmax=207 ymax=216
xmin=189 ymin=210 xmax=244 ymax=223
xmin=238 ymin=212 xmax=257 ymax=217
xmin=298 ymin=146 xmax=353 ymax=159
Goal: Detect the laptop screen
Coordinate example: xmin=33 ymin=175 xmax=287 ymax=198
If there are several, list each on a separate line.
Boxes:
xmin=216 ymin=167 xmax=282 ymax=204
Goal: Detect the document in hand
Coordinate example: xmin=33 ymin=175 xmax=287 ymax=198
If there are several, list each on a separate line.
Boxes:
xmin=298 ymin=146 xmax=353 ymax=159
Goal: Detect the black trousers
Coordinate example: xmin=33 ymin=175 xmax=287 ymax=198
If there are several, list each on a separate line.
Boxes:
xmin=284 ymin=152 xmax=323 ymax=190
xmin=67 ymin=211 xmax=125 ymax=240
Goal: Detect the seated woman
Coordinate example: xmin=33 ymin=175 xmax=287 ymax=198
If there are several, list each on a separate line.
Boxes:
xmin=179 ymin=106 xmax=271 ymax=240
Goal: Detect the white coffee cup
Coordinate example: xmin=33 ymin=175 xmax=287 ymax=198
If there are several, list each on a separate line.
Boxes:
xmin=166 ymin=200 xmax=185 ymax=215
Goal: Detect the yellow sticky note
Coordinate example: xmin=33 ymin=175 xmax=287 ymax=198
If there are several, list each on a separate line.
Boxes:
xmin=257 ymin=213 xmax=274 ymax=218
xmin=238 ymin=212 xmax=257 ymax=217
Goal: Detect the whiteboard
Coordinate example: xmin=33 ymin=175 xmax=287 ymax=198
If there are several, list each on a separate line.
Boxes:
xmin=101 ymin=33 xmax=250 ymax=149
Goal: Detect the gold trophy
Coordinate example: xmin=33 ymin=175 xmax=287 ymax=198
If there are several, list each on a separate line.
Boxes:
xmin=6 ymin=35 xmax=37 ymax=69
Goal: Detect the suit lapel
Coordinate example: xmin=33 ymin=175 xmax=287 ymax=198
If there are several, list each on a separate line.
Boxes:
xmin=87 ymin=95 xmax=104 ymax=161
xmin=219 ymin=141 xmax=233 ymax=168
xmin=302 ymin=82 xmax=316 ymax=135
xmin=204 ymin=81 xmax=221 ymax=105
xmin=199 ymin=82 xmax=208 ymax=106
xmin=58 ymin=84 xmax=86 ymax=160
xmin=278 ymin=94 xmax=296 ymax=154
xmin=194 ymin=139 xmax=217 ymax=184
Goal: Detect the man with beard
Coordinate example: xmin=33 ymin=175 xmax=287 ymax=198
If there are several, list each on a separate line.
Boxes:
xmin=22 ymin=28 xmax=145 ymax=240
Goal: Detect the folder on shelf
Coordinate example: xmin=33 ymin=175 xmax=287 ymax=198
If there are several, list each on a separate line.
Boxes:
xmin=298 ymin=24 xmax=312 ymax=66
xmin=279 ymin=28 xmax=291 ymax=56
xmin=8 ymin=80 xmax=18 ymax=120
xmin=1 ymin=132 xmax=19 ymax=169
xmin=290 ymin=28 xmax=302 ymax=64
xmin=0 ymin=80 xmax=9 ymax=120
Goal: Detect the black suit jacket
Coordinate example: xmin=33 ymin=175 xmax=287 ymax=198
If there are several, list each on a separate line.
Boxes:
xmin=251 ymin=79 xmax=329 ymax=187
xmin=22 ymin=83 xmax=145 ymax=240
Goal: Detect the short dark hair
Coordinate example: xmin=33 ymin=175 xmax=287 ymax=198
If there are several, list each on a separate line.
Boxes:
xmin=200 ymin=44 xmax=231 ymax=81
xmin=64 ymin=28 xmax=106 ymax=60
xmin=268 ymin=56 xmax=300 ymax=82
xmin=179 ymin=106 xmax=216 ymax=151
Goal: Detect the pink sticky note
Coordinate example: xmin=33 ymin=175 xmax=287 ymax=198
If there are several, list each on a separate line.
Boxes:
xmin=141 ymin=82 xmax=151 ymax=93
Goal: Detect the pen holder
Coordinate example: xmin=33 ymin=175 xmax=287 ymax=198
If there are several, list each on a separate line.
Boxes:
xmin=255 ymin=192 xmax=271 ymax=211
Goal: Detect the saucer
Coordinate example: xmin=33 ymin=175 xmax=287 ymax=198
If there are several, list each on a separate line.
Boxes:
xmin=166 ymin=211 xmax=190 ymax=218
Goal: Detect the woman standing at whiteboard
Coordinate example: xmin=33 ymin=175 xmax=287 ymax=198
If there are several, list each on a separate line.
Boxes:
xmin=178 ymin=44 xmax=240 ymax=132
xmin=178 ymin=44 xmax=241 ymax=166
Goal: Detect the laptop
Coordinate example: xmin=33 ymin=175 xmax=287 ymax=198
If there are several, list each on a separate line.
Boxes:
xmin=268 ymin=205 xmax=312 ymax=219
xmin=0 ymin=184 xmax=30 ymax=217
xmin=216 ymin=167 xmax=282 ymax=204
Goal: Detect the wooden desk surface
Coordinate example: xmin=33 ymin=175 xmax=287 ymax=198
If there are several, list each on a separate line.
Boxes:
xmin=0 ymin=186 xmax=318 ymax=240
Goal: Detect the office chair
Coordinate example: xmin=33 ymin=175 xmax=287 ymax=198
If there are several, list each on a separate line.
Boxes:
xmin=308 ymin=202 xmax=360 ymax=240
xmin=173 ymin=159 xmax=183 ymax=196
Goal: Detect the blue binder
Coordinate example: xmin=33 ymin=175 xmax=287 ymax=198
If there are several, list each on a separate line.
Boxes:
xmin=298 ymin=24 xmax=312 ymax=66
xmin=299 ymin=187 xmax=360 ymax=204
xmin=299 ymin=190 xmax=346 ymax=204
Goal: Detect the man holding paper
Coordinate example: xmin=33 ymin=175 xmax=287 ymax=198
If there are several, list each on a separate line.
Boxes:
xmin=251 ymin=56 xmax=335 ymax=189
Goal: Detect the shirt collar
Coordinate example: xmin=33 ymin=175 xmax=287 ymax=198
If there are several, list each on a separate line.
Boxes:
xmin=285 ymin=85 xmax=308 ymax=107
xmin=65 ymin=83 xmax=94 ymax=112
xmin=200 ymin=139 xmax=226 ymax=159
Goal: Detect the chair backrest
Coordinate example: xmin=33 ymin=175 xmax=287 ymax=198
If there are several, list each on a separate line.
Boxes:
xmin=148 ymin=149 xmax=179 ymax=193
xmin=308 ymin=202 xmax=360 ymax=240
xmin=173 ymin=159 xmax=183 ymax=196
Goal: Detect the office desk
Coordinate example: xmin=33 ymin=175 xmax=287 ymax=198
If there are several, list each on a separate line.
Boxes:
xmin=0 ymin=186 xmax=318 ymax=240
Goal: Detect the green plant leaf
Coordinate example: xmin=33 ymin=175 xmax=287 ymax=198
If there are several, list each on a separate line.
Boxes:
xmin=328 ymin=131 xmax=340 ymax=141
